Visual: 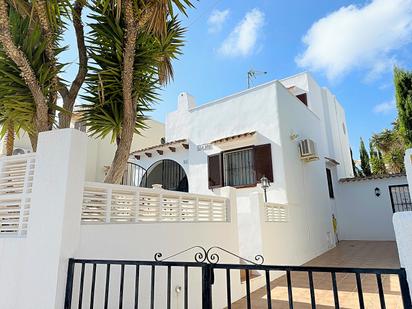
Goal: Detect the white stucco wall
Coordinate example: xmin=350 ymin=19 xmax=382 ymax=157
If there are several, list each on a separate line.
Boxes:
xmin=394 ymin=149 xmax=412 ymax=296
xmin=142 ymin=73 xmax=353 ymax=268
xmin=84 ymin=119 xmax=165 ymax=182
xmin=72 ymin=187 xmax=242 ymax=309
xmin=75 ymin=220 xmax=242 ymax=309
xmin=335 ymin=176 xmax=407 ymax=241
xmin=280 ymin=73 xmax=352 ymax=179
xmin=276 ymin=81 xmax=335 ymax=258
xmin=404 ymin=148 xmax=412 ymax=186
xmin=0 ymin=129 xmax=88 ymax=309
xmin=321 ymin=88 xmax=353 ymax=179
xmin=0 ymin=132 xmax=242 ymax=309
xmin=187 ymin=81 xmax=285 ymax=198
xmin=165 ymin=92 xmax=196 ymax=142
xmin=393 ymin=211 xmax=412 ymax=299
xmin=184 ymin=82 xmax=290 ymax=261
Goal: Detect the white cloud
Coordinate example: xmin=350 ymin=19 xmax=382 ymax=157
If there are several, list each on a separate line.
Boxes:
xmin=296 ymin=0 xmax=412 ymax=81
xmin=373 ymin=99 xmax=396 ymax=114
xmin=218 ymin=8 xmax=264 ymax=57
xmin=208 ymin=9 xmax=230 ymax=33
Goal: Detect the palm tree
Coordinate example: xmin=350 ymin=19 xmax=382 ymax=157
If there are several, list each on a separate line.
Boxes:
xmin=0 ymin=0 xmax=88 ymax=150
xmin=82 ymin=0 xmax=193 ymax=184
xmin=371 ymin=123 xmax=406 ymax=173
xmin=0 ymin=5 xmax=55 ymax=150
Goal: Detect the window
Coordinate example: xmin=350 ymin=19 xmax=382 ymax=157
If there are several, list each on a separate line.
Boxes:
xmin=326 ymin=168 xmax=334 ymax=198
xmin=223 ymin=148 xmax=255 ymax=187
xmin=296 ymin=93 xmax=308 ymax=106
xmin=208 ymin=144 xmax=273 ymax=189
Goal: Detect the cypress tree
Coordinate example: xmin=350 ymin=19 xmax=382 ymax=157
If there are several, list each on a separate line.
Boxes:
xmin=360 ymin=138 xmax=371 ymax=176
xmin=350 ymin=148 xmax=359 ymax=177
xmin=394 ymin=67 xmax=412 ymax=146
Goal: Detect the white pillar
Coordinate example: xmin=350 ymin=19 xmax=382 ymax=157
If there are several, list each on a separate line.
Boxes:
xmin=229 ymin=191 xmax=264 ymax=261
xmin=404 ymin=149 xmax=412 ymax=187
xmin=217 ymin=186 xmax=237 ymax=225
xmin=393 ymin=212 xmax=412 ymax=299
xmin=18 ymin=129 xmax=88 ymax=309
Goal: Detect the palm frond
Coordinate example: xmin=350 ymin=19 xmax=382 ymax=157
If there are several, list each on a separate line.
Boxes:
xmin=81 ymin=0 xmax=186 ymax=142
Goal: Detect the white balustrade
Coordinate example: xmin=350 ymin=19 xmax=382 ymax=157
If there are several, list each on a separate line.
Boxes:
xmin=265 ymin=202 xmax=288 ymax=222
xmin=0 ymin=153 xmax=230 ymax=234
xmin=0 ymin=153 xmax=36 ymax=235
xmin=82 ymin=182 xmax=230 ymax=223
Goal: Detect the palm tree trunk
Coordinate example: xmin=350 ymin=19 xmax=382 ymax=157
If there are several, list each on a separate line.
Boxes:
xmin=104 ymin=0 xmax=138 ymax=184
xmin=0 ymin=0 xmax=49 ymax=136
xmin=34 ymin=0 xmax=58 ymax=126
xmin=59 ymin=0 xmax=87 ymax=129
xmin=29 ymin=132 xmax=38 ymax=152
xmin=5 ymin=122 xmax=14 ymax=156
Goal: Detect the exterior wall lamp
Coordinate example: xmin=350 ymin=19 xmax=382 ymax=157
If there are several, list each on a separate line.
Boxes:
xmin=260 ymin=176 xmax=271 ymax=202
xmin=375 ymin=187 xmax=381 ymax=197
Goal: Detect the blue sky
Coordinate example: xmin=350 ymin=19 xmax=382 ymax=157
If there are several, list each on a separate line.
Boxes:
xmin=61 ymin=0 xmax=412 ymax=158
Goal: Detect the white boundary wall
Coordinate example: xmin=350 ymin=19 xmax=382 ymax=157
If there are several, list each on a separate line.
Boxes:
xmin=75 ymin=186 xmax=242 ymax=309
xmin=335 ymin=176 xmax=407 ymax=241
xmin=395 ymin=149 xmax=412 ymax=296
xmin=0 ymin=129 xmax=88 ymax=309
xmin=393 ymin=212 xmax=412 ymax=299
xmin=0 ymin=130 xmax=244 ymax=309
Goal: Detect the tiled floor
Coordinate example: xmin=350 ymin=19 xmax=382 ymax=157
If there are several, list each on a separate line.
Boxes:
xmin=231 ymin=241 xmax=403 ymax=309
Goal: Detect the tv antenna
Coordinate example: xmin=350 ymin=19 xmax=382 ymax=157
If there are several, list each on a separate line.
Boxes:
xmin=247 ymin=69 xmax=267 ymax=88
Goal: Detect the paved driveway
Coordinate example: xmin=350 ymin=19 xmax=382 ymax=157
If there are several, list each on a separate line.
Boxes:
xmin=231 ymin=241 xmax=404 ymax=308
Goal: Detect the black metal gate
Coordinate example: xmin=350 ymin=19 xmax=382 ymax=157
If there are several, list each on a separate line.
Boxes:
xmin=64 ymin=247 xmax=412 ymax=309
xmin=121 ymin=162 xmax=147 ymax=187
xmin=389 ymin=184 xmax=412 ymax=213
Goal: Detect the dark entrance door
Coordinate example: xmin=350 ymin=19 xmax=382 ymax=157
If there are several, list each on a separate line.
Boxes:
xmin=389 ymin=184 xmax=412 ymax=213
xmin=141 ymin=159 xmax=189 ymax=192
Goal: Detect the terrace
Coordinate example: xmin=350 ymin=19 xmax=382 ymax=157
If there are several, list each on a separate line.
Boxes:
xmin=233 ymin=241 xmax=402 ymax=308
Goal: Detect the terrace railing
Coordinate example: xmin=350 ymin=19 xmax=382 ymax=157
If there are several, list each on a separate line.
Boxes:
xmin=265 ymin=202 xmax=288 ymax=222
xmin=0 ymin=153 xmax=36 ymax=236
xmin=82 ymin=182 xmax=230 ymax=224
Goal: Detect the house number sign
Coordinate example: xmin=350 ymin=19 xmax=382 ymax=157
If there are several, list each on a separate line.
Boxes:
xmin=197 ymin=144 xmax=212 ymax=151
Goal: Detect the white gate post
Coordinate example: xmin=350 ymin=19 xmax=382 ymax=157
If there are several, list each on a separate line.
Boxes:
xmin=18 ymin=129 xmax=88 ymax=309
xmin=394 ymin=212 xmax=412 ymax=299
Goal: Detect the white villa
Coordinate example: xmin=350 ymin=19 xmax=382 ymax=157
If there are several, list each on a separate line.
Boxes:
xmin=127 ymin=72 xmax=353 ymax=262
xmin=1 ymin=72 xmax=412 ymax=309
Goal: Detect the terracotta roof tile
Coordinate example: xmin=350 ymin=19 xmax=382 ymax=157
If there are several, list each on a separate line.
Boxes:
xmin=211 ymin=131 xmax=256 ymax=144
xmin=131 ymin=139 xmax=188 ymax=155
xmin=339 ymin=173 xmax=406 ymax=183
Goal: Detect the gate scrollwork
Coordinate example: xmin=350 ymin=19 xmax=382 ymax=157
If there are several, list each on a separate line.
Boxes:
xmin=154 ymin=246 xmax=264 ymax=265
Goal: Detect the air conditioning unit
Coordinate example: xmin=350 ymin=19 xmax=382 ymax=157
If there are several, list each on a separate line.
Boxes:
xmin=12 ymin=148 xmax=32 ymax=155
xmin=298 ymin=139 xmax=318 ymax=161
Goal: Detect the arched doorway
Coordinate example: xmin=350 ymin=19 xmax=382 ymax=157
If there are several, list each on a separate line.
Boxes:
xmin=141 ymin=159 xmax=188 ymax=192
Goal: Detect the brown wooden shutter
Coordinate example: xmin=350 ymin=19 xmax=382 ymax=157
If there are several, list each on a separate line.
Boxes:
xmin=208 ymin=154 xmax=223 ymax=188
xmin=254 ymin=144 xmax=274 ymax=182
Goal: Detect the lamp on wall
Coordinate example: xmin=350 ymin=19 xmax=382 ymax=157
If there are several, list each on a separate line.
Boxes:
xmin=375 ymin=187 xmax=381 ymax=197
xmin=260 ymin=176 xmax=271 ymax=202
